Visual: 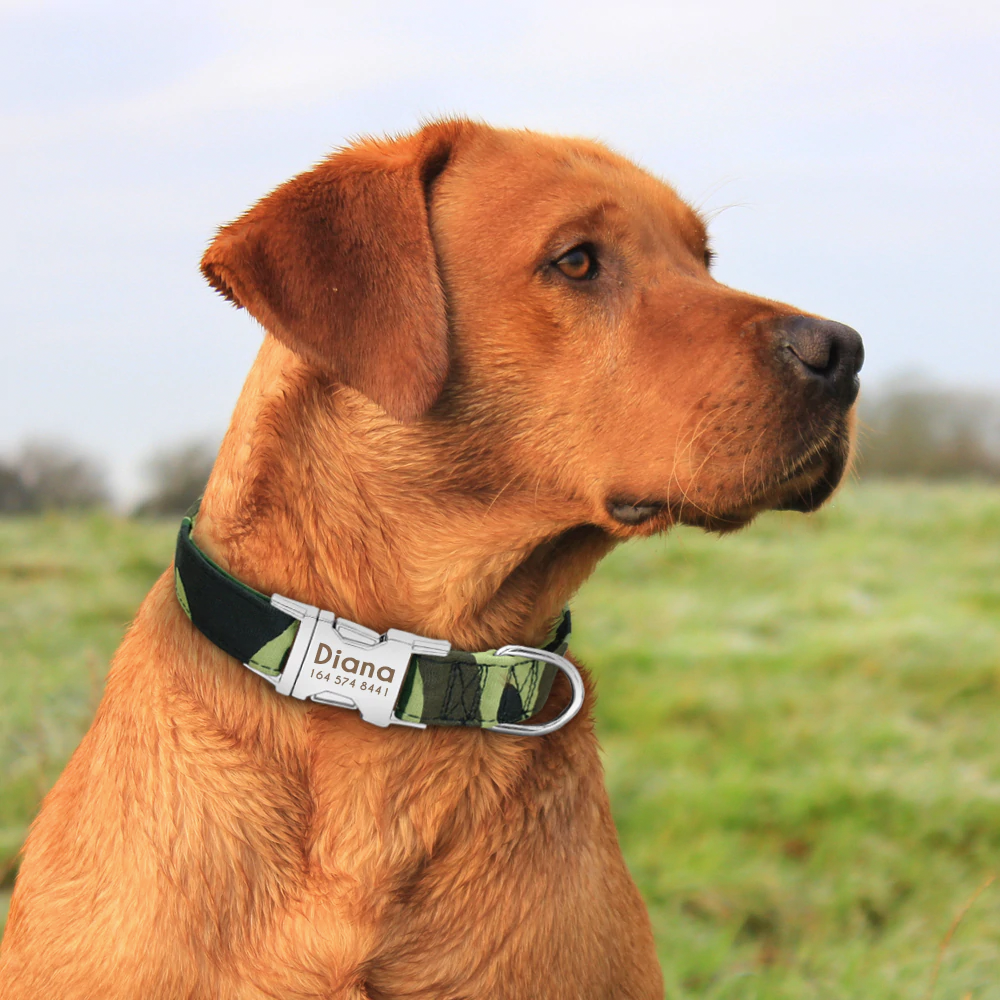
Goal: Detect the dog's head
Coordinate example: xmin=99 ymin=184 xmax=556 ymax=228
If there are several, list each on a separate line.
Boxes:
xmin=203 ymin=120 xmax=861 ymax=544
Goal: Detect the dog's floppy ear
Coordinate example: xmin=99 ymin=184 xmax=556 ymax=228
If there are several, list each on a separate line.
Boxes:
xmin=201 ymin=121 xmax=473 ymax=422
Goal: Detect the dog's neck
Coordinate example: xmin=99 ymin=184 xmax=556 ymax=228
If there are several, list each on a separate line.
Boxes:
xmin=193 ymin=338 xmax=614 ymax=652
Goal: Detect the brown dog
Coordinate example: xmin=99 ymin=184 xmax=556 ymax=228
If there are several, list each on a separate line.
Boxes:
xmin=0 ymin=120 xmax=861 ymax=999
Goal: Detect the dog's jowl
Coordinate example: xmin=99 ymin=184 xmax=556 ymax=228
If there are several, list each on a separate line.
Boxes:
xmin=0 ymin=120 xmax=861 ymax=1000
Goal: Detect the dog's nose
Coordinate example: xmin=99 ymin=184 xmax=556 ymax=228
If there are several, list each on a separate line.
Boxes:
xmin=774 ymin=315 xmax=864 ymax=404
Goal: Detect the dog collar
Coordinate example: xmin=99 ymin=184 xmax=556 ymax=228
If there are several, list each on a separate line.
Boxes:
xmin=173 ymin=510 xmax=583 ymax=735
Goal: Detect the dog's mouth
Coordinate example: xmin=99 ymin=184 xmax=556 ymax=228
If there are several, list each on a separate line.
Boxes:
xmin=605 ymin=425 xmax=852 ymax=534
xmin=769 ymin=442 xmax=848 ymax=513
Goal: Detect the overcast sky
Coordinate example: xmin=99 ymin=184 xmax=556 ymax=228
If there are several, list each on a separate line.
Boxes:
xmin=2 ymin=0 xmax=998 ymax=501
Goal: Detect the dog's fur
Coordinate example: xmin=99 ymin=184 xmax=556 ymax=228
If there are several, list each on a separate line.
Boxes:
xmin=0 ymin=120 xmax=858 ymax=999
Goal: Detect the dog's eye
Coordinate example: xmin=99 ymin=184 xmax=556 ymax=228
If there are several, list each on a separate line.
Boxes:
xmin=554 ymin=245 xmax=598 ymax=280
xmin=703 ymin=246 xmax=715 ymax=270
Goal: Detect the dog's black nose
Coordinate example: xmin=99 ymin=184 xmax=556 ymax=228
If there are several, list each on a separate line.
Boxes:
xmin=774 ymin=315 xmax=864 ymax=404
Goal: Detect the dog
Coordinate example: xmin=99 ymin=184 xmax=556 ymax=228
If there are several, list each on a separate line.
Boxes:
xmin=0 ymin=119 xmax=862 ymax=999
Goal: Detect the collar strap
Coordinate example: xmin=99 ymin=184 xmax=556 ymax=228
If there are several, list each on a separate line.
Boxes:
xmin=173 ymin=511 xmax=581 ymax=733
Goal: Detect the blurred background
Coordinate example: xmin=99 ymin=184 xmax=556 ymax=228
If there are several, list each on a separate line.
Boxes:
xmin=2 ymin=1 xmax=999 ymax=996
xmin=1 ymin=0 xmax=999 ymax=504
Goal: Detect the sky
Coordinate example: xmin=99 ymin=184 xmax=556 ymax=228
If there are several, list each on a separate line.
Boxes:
xmin=1 ymin=0 xmax=998 ymax=502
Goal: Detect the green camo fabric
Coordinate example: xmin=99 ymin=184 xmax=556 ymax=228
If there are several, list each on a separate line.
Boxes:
xmin=396 ymin=634 xmax=563 ymax=728
xmin=174 ymin=510 xmax=569 ymax=728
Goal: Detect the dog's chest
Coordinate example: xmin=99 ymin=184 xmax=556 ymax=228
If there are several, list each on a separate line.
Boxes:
xmin=296 ymin=730 xmax=663 ymax=999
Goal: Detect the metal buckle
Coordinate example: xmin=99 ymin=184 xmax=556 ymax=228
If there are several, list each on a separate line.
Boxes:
xmin=249 ymin=596 xmax=583 ymax=736
xmin=258 ymin=594 xmax=451 ymax=728
xmin=488 ymin=646 xmax=586 ymax=736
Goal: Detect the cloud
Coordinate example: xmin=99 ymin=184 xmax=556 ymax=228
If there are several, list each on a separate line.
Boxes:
xmin=4 ymin=0 xmax=997 ymax=150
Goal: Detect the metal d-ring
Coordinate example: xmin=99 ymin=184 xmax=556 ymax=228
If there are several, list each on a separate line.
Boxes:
xmin=488 ymin=646 xmax=585 ymax=736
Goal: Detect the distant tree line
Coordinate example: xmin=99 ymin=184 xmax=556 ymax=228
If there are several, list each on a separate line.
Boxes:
xmin=0 ymin=439 xmax=216 ymax=515
xmin=0 ymin=442 xmax=110 ymax=513
xmin=1 ymin=382 xmax=998 ymax=516
xmin=856 ymin=382 xmax=1000 ymax=479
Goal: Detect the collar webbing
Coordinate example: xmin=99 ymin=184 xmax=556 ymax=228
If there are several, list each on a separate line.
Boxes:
xmin=173 ymin=510 xmax=572 ymax=729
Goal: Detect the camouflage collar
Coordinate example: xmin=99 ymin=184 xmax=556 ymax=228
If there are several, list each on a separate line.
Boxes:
xmin=173 ymin=510 xmax=582 ymax=735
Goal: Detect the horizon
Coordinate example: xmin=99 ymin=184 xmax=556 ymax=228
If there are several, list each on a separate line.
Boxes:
xmin=2 ymin=0 xmax=997 ymax=501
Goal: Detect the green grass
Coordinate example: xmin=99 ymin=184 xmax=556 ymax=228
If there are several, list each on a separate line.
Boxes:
xmin=2 ymin=484 xmax=1000 ymax=997
xmin=0 ymin=514 xmax=176 ymax=922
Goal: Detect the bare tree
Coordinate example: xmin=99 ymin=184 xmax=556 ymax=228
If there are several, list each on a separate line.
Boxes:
xmin=0 ymin=463 xmax=37 ymax=513
xmin=134 ymin=440 xmax=217 ymax=517
xmin=14 ymin=440 xmax=110 ymax=509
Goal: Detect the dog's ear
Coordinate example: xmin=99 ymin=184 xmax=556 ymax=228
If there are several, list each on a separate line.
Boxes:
xmin=201 ymin=121 xmax=473 ymax=422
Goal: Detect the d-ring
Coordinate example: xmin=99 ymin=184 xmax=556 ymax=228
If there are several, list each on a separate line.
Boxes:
xmin=489 ymin=646 xmax=585 ymax=736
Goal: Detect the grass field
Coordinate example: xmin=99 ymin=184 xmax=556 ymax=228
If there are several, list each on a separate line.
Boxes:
xmin=2 ymin=482 xmax=1000 ymax=997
